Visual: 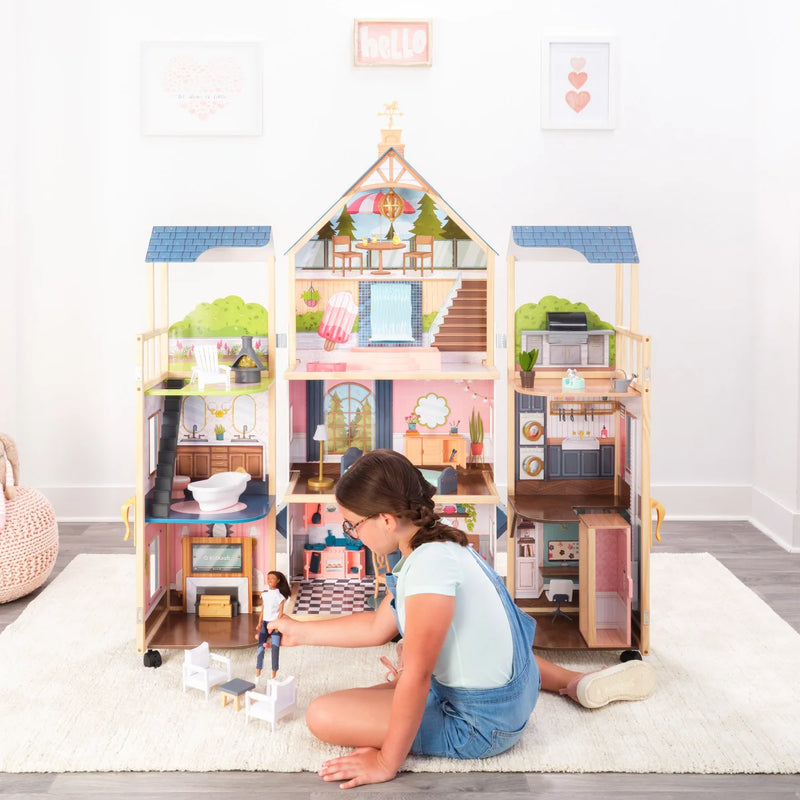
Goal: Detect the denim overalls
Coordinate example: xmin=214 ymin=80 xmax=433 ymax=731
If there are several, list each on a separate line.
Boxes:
xmin=384 ymin=545 xmax=540 ymax=759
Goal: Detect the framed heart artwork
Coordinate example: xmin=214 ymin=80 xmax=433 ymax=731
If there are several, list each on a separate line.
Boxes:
xmin=141 ymin=42 xmax=263 ymax=136
xmin=541 ymin=36 xmax=618 ymax=130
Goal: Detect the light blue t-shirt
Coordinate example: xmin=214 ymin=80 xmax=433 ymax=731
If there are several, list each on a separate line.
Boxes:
xmin=393 ymin=541 xmax=513 ymax=688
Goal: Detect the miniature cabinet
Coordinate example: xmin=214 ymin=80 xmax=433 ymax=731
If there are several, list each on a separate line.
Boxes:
xmin=578 ymin=513 xmax=632 ymax=648
xmin=176 ymin=445 xmax=263 ymax=481
xmin=404 ymin=433 xmax=466 ymax=468
xmin=514 ymin=523 xmax=542 ymax=599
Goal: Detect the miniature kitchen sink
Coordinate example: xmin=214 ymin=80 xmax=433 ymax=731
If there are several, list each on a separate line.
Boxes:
xmin=561 ymin=436 xmax=600 ymax=450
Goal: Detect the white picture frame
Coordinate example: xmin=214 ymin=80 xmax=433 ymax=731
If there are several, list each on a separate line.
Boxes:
xmin=141 ymin=42 xmax=263 ymax=136
xmin=541 ymin=36 xmax=618 ymax=130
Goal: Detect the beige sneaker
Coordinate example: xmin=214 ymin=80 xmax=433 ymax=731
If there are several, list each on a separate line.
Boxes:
xmin=561 ymin=660 xmax=656 ymax=709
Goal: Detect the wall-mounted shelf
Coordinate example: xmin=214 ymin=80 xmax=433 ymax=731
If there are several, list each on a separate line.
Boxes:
xmin=548 ymin=400 xmax=617 ymax=417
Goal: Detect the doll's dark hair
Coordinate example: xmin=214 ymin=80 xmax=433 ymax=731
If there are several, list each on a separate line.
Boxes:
xmin=268 ymin=570 xmax=291 ymax=600
xmin=335 ymin=449 xmax=468 ymax=551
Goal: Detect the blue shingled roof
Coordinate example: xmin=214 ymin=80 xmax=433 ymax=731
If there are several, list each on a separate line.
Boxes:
xmin=511 ymin=226 xmax=639 ymax=264
xmin=145 ymin=226 xmax=271 ymax=262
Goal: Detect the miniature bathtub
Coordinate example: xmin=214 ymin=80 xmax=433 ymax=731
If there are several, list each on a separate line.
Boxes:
xmin=188 ymin=472 xmax=249 ymax=511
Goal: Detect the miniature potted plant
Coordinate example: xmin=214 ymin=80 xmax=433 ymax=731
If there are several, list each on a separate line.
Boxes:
xmin=214 ymin=424 xmax=225 ymax=441
xmin=518 ymin=347 xmax=539 ymax=389
xmin=469 ymin=409 xmax=484 ymax=456
xmin=301 ymin=285 xmax=320 ymax=307
xmin=405 ymin=412 xmax=420 ymax=432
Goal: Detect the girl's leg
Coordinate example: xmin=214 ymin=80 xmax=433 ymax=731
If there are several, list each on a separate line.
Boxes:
xmin=306 ymin=683 xmax=396 ymax=748
xmin=535 ymin=655 xmax=583 ymax=692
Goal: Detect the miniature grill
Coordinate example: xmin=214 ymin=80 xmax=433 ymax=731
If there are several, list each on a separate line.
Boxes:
xmin=546 ymin=311 xmax=589 ymax=344
xmin=231 ymin=335 xmax=265 ymax=383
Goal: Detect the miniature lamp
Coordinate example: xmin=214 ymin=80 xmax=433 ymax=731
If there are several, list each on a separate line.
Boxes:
xmin=308 ymin=424 xmax=334 ymax=490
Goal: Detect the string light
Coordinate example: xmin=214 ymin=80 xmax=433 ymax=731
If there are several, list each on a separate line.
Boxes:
xmin=463 ymin=381 xmax=492 ymax=406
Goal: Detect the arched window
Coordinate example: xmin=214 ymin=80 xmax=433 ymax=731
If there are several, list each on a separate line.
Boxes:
xmin=325 ymin=383 xmax=374 ymax=455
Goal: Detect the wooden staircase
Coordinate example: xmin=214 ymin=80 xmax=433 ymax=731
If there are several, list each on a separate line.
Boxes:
xmin=431 ymin=279 xmax=487 ymax=352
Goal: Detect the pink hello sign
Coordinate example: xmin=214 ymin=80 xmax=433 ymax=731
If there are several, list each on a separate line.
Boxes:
xmin=354 ymin=20 xmax=432 ymax=67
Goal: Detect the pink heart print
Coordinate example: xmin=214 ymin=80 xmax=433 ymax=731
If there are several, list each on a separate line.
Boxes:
xmin=570 ymin=57 xmax=586 ymax=70
xmin=162 ymin=55 xmax=244 ymax=120
xmin=565 ymin=91 xmax=591 ymax=113
xmin=568 ymin=71 xmax=588 ymax=89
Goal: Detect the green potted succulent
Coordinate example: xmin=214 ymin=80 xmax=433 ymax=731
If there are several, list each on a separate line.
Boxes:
xmin=517 ymin=347 xmax=539 ymax=389
xmin=469 ymin=409 xmax=484 ymax=456
xmin=214 ymin=424 xmax=225 ymax=441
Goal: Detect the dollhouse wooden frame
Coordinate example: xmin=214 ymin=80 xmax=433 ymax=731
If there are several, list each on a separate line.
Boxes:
xmin=505 ymin=227 xmax=654 ymax=654
xmin=281 ymin=126 xmax=502 ymax=602
xmin=132 ymin=227 xmax=276 ymax=654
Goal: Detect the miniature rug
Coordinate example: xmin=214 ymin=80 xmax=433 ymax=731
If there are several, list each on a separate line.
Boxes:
xmin=1 ymin=552 xmax=799 ymax=774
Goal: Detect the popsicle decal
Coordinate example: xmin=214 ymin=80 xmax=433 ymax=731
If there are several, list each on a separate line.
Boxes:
xmin=318 ymin=291 xmax=359 ymax=351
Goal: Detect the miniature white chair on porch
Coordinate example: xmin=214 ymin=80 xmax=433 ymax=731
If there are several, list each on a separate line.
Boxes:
xmin=182 ymin=641 xmax=232 ymax=699
xmin=190 ymin=345 xmax=231 ymax=391
xmin=244 ymin=675 xmax=297 ymax=731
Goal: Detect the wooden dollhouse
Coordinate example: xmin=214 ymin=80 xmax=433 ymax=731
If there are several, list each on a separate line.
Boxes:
xmin=131 ymin=227 xmax=276 ymax=654
xmin=505 ymin=227 xmax=654 ymax=654
xmin=282 ymin=122 xmax=501 ymax=610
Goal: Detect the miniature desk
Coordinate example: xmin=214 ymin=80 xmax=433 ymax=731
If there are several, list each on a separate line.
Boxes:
xmin=355 ymin=241 xmax=405 ymax=275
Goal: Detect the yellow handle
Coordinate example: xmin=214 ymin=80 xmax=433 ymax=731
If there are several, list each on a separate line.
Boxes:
xmin=651 ymin=498 xmax=665 ymax=544
xmin=121 ymin=496 xmax=136 ymax=543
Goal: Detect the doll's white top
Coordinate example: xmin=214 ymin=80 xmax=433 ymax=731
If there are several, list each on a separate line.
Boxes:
xmin=260 ymin=587 xmax=284 ymax=623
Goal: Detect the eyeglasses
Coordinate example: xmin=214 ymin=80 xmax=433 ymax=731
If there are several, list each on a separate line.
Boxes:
xmin=341 ymin=514 xmax=377 ymax=540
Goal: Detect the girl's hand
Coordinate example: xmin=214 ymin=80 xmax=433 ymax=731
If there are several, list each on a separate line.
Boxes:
xmin=318 ymin=747 xmax=397 ymax=789
xmin=267 ymin=614 xmax=303 ymax=646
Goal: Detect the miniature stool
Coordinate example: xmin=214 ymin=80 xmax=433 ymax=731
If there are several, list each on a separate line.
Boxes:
xmin=219 ymin=678 xmax=256 ymax=711
xmin=551 ymin=593 xmax=572 ymax=622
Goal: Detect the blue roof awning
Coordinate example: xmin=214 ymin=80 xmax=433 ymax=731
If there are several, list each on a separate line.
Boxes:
xmin=511 ymin=226 xmax=639 ymax=263
xmin=145 ymin=226 xmax=272 ymax=262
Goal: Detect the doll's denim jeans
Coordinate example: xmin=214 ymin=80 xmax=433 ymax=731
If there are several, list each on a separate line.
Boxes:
xmin=256 ymin=622 xmax=281 ymax=672
xmin=384 ymin=547 xmax=539 ymax=759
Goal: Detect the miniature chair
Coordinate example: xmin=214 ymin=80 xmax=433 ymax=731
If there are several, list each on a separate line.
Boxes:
xmin=332 ymin=236 xmax=363 ymax=276
xmin=402 ymin=235 xmax=434 ymax=275
xmin=372 ymin=552 xmax=391 ymax=599
xmin=340 ymin=446 xmax=363 ymax=475
xmin=182 ymin=641 xmax=232 ymax=699
xmin=244 ymin=675 xmax=297 ymax=731
xmin=546 ymin=579 xmax=575 ymax=622
xmin=190 ymin=345 xmax=231 ymax=392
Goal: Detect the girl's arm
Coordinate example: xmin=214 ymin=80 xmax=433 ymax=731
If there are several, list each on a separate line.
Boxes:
xmin=270 ymin=592 xmax=398 ymax=648
xmin=319 ymin=592 xmax=454 ymax=789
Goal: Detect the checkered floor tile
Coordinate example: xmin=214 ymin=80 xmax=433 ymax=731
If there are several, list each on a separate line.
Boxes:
xmin=292 ymin=577 xmax=378 ymax=615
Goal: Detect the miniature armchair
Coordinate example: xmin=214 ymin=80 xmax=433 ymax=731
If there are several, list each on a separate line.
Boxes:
xmin=182 ymin=641 xmax=232 ymax=699
xmin=245 ymin=675 xmax=297 ymax=731
xmin=332 ymin=236 xmax=363 ymax=276
xmin=402 ymin=235 xmax=434 ymax=275
xmin=191 ymin=345 xmax=231 ymax=392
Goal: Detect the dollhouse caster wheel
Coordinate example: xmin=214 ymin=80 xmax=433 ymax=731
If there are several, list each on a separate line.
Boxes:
xmin=620 ymin=649 xmax=642 ymax=663
xmin=143 ymin=649 xmax=163 ymax=668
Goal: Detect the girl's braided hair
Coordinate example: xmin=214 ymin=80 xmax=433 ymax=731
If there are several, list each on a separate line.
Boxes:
xmin=335 ymin=449 xmax=468 ymax=550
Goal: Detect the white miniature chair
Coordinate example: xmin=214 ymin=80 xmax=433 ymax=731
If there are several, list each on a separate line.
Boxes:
xmin=545 ymin=579 xmax=575 ymax=622
xmin=190 ymin=345 xmax=231 ymax=391
xmin=182 ymin=641 xmax=232 ymax=699
xmin=244 ymin=675 xmax=297 ymax=731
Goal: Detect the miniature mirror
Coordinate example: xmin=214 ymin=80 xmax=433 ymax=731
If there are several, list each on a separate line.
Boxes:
xmin=232 ymin=395 xmax=257 ymax=438
xmin=181 ymin=396 xmax=207 ymax=439
xmin=414 ymin=393 xmax=451 ymax=430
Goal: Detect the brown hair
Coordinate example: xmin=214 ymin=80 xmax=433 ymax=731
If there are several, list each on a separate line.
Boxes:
xmin=268 ymin=570 xmax=291 ymax=600
xmin=335 ymin=449 xmax=468 ymax=551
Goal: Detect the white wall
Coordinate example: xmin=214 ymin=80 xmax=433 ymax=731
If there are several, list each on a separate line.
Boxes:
xmin=4 ymin=0 xmax=798 ymax=549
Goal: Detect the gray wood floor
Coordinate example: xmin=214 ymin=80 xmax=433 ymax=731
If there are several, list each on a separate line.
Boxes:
xmin=1 ymin=519 xmax=798 ymax=799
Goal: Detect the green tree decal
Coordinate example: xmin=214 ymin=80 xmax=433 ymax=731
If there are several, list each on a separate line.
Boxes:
xmin=385 ymin=222 xmax=396 ymax=241
xmin=335 ymin=205 xmax=357 ymax=240
xmin=409 ymin=194 xmax=444 ymax=239
xmin=441 ymin=215 xmax=470 ymax=239
xmin=316 ymin=220 xmax=335 ymax=240
xmin=326 ymin=393 xmax=347 ymax=455
xmin=315 ymin=220 xmax=336 ymax=268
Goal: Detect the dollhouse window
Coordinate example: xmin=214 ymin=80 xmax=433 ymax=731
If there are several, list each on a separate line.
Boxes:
xmin=147 ymin=414 xmax=159 ymax=475
xmin=324 ymin=382 xmax=375 ymax=455
xmin=369 ymin=283 xmax=414 ymax=342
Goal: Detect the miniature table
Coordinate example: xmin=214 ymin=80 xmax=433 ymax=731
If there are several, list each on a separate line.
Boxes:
xmin=355 ymin=241 xmax=405 ymax=275
xmin=220 ymin=678 xmax=256 ymax=711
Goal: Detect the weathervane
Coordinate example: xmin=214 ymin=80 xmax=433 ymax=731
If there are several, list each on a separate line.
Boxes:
xmin=378 ymin=101 xmax=403 ymax=129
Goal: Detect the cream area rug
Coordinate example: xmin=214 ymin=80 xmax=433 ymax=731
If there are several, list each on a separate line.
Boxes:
xmin=1 ymin=552 xmax=799 ymax=774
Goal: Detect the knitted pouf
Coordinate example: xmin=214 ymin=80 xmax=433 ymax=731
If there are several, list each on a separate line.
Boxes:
xmin=0 ymin=486 xmax=59 ymax=604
